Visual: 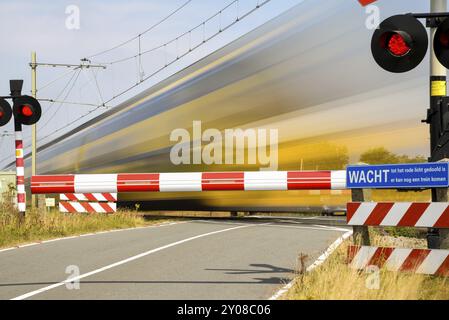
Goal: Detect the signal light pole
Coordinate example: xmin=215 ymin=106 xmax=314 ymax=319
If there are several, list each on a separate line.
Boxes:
xmin=370 ymin=1 xmax=449 ymax=249
xmin=429 ymin=0 xmax=449 ymax=249
xmin=10 ymin=80 xmax=26 ymax=218
xmin=28 ymin=53 xmax=106 ymax=209
xmin=31 ymin=52 xmax=37 ymax=209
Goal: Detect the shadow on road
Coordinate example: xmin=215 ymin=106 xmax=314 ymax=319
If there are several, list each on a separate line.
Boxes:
xmin=0 ymin=264 xmax=294 ymax=287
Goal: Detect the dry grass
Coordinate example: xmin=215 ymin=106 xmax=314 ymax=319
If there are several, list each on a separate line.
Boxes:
xmin=285 ymin=234 xmax=449 ymax=300
xmin=0 ymin=199 xmax=175 ymax=249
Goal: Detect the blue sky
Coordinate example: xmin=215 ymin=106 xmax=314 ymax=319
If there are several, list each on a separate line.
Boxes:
xmin=0 ymin=0 xmax=432 ymax=167
xmin=0 ymin=0 xmax=302 ymax=165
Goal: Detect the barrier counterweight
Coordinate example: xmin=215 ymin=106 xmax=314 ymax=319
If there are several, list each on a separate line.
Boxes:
xmin=31 ymin=171 xmax=347 ymax=194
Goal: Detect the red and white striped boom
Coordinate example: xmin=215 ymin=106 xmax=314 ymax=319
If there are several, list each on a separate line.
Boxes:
xmin=31 ymin=170 xmax=346 ymax=194
xmin=348 ymin=245 xmax=449 ymax=276
xmin=347 ymin=202 xmax=449 ymax=228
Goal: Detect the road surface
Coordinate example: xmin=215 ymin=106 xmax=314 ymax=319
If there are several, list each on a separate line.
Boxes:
xmin=0 ymin=220 xmax=349 ymax=300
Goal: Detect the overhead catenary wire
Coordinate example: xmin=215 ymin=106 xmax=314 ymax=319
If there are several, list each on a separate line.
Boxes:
xmin=40 ymin=68 xmax=80 ymax=118
xmin=84 ymin=0 xmax=195 ymax=60
xmin=96 ymin=0 xmax=244 ymax=66
xmin=39 ymin=68 xmax=82 ymax=130
xmin=1 ymin=0 xmax=273 ymax=162
xmin=32 ymin=0 xmax=272 ymax=145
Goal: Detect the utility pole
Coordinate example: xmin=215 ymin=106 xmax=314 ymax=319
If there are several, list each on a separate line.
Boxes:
xmin=31 ymin=52 xmax=37 ymax=208
xmin=428 ymin=0 xmax=449 ymax=249
xmin=28 ymin=55 xmax=106 ymax=209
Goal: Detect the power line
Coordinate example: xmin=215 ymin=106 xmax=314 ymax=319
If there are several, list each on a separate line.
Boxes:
xmin=39 ymin=68 xmax=82 ymax=130
xmin=84 ymin=0 xmax=195 ymax=59
xmin=40 ymin=69 xmax=80 ymax=118
xmin=100 ymin=0 xmax=271 ymax=105
xmin=1 ymin=0 xmax=272 ymax=157
xmin=96 ymin=0 xmax=241 ymax=66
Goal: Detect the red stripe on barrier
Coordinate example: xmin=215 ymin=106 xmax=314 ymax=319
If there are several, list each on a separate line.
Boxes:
xmin=347 ymin=245 xmax=361 ymax=264
xmin=365 ymin=202 xmax=394 ymax=226
xmin=80 ymin=202 xmax=95 ymax=213
xmin=287 ymin=171 xmax=331 ymax=190
xmin=84 ymin=193 xmax=97 ymax=201
xmin=399 ymin=249 xmax=431 ymax=273
xmin=102 ymin=193 xmax=117 ymax=202
xmin=99 ymin=202 xmax=115 ymax=213
xmin=31 ymin=175 xmax=75 ymax=193
xmin=17 ymin=176 xmax=25 ymax=184
xmin=367 ymin=247 xmax=394 ymax=267
xmin=434 ymin=205 xmax=449 ymax=228
xmin=435 ymin=255 xmax=449 ymax=277
xmin=15 ymin=141 xmax=22 ymax=149
xmin=16 ymin=158 xmax=24 ymax=167
xmin=347 ymin=202 xmax=362 ymax=222
xmin=398 ymin=203 xmax=430 ymax=227
xmin=60 ymin=201 xmax=77 ymax=213
xmin=64 ymin=194 xmax=78 ymax=201
xmin=17 ymin=193 xmax=25 ymax=203
xmin=117 ymin=174 xmax=160 ymax=192
xmin=202 ymin=172 xmax=244 ymax=191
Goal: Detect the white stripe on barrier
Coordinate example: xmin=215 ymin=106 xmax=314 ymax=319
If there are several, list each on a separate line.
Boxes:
xmin=416 ymin=250 xmax=448 ymax=275
xmin=379 ymin=203 xmax=411 ymax=226
xmin=384 ymin=248 xmax=413 ymax=272
xmin=331 ymin=170 xmax=346 ymax=189
xmin=159 ymin=172 xmax=202 ymax=192
xmin=17 ymin=185 xmax=25 ymax=193
xmin=349 ymin=202 xmax=377 ymax=226
xmin=350 ymin=246 xmax=376 ymax=270
xmin=74 ymin=174 xmax=118 ymax=193
xmin=244 ymin=171 xmax=287 ymax=191
xmin=16 ymin=167 xmax=24 ymax=176
xmin=17 ymin=203 xmax=26 ymax=212
xmin=415 ymin=203 xmax=446 ymax=228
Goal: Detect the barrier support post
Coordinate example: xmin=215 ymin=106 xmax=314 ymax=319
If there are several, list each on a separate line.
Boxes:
xmin=351 ymin=188 xmax=370 ymax=245
xmin=428 ymin=0 xmax=449 ymax=249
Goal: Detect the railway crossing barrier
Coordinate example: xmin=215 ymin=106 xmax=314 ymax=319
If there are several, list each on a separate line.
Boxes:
xmin=30 ymin=171 xmax=347 ymax=194
xmin=346 ymin=163 xmax=449 ymax=276
xmin=59 ymin=193 xmax=117 ymax=214
xmin=347 ymin=245 xmax=449 ymax=276
xmin=29 ymin=161 xmax=449 ymax=276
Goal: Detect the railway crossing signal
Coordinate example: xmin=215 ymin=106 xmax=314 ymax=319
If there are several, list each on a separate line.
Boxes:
xmin=0 ymin=81 xmax=42 ymax=127
xmin=12 ymin=95 xmax=41 ymax=125
xmin=0 ymin=98 xmax=13 ymax=127
xmin=371 ymin=14 xmax=428 ymax=73
xmin=434 ymin=17 xmax=449 ymax=69
xmin=369 ymin=3 xmax=449 ymax=250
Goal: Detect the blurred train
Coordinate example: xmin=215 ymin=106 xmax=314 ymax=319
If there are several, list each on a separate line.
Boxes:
xmin=5 ymin=0 xmax=433 ymax=212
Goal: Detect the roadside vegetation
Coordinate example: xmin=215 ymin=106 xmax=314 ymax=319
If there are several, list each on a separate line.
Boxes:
xmin=0 ymin=192 xmax=174 ymax=248
xmin=285 ymin=232 xmax=449 ymax=300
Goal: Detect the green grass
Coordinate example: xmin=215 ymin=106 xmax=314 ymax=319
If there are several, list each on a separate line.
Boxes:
xmin=284 ymin=234 xmax=449 ymax=300
xmin=0 ymin=202 xmax=175 ymax=248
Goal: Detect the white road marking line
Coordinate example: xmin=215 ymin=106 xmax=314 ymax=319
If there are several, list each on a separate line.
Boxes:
xmin=261 ymin=224 xmax=349 ymax=232
xmin=11 ymin=223 xmax=256 ymax=300
xmin=268 ymin=229 xmax=353 ymax=300
xmin=196 ymin=220 xmax=349 ymax=232
xmin=0 ymin=221 xmax=191 ymax=254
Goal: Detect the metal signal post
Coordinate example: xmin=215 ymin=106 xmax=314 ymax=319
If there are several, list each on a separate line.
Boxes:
xmin=428 ymin=0 xmax=449 ymax=249
xmin=28 ymin=53 xmax=106 ymax=209
xmin=369 ymin=0 xmax=449 ymax=249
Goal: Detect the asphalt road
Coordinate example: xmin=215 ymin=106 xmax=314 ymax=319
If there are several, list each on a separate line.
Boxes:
xmin=0 ymin=220 xmax=349 ymax=300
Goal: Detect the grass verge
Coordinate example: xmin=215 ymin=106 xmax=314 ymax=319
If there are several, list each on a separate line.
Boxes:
xmin=0 ymin=205 xmax=176 ymax=249
xmin=284 ymin=234 xmax=449 ymax=300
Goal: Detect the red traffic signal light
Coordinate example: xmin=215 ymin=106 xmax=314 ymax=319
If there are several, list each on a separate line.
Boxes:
xmin=12 ymin=95 xmax=41 ymax=125
xmin=0 ymin=98 xmax=13 ymax=127
xmin=434 ymin=18 xmax=449 ymax=69
xmin=371 ymin=15 xmax=428 ymax=73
